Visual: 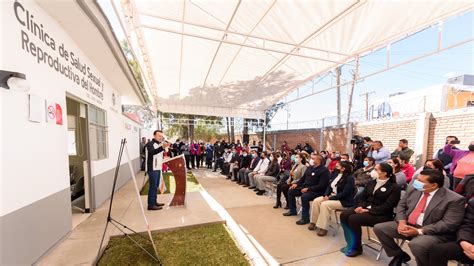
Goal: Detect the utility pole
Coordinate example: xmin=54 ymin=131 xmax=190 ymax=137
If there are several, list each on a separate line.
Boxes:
xmin=360 ymin=91 xmax=375 ymax=120
xmin=336 ymin=66 xmax=342 ymax=125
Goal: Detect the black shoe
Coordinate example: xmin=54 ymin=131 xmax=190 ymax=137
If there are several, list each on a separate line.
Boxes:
xmin=345 ymin=248 xmax=363 ymax=257
xmin=273 ymin=202 xmax=282 ymax=209
xmin=283 ymin=211 xmax=297 ymax=216
xmin=243 ymin=184 xmax=250 ymax=187
xmin=231 ymin=179 xmax=238 ymax=182
xmin=249 ymin=186 xmax=256 ymax=189
xmin=226 ymin=177 xmax=231 ymax=180
xmin=253 ymin=188 xmax=259 ymax=191
xmin=147 ymin=206 xmax=163 ymax=211
xmin=389 ymin=251 xmax=411 ymax=266
xmin=296 ymin=219 xmax=309 ymax=225
xmin=256 ymin=190 xmax=265 ymax=195
xmin=155 ymin=203 xmax=165 ymax=207
xmin=212 ymin=170 xmax=217 ymax=172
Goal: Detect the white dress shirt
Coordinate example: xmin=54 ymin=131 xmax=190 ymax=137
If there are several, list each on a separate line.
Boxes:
xmin=257 ymin=158 xmax=270 ymax=175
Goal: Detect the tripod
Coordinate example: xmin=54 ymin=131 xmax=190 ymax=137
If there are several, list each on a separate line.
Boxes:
xmin=95 ymin=139 xmax=161 ymax=264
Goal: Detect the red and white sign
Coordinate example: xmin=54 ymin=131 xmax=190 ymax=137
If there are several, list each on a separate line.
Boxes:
xmin=46 ymin=102 xmax=63 ymax=125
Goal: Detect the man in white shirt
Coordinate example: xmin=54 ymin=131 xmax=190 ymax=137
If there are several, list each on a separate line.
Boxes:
xmin=374 ymin=170 xmax=465 ymax=266
xmin=248 ymin=152 xmax=269 ymax=189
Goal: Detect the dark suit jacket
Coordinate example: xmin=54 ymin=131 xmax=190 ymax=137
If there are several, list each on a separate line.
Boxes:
xmin=296 ymin=165 xmax=330 ymax=195
xmin=249 ymin=157 xmax=260 ymax=170
xmin=396 ymin=187 xmax=466 ymax=236
xmin=358 ymin=179 xmax=401 ymax=217
xmin=324 ymin=174 xmax=356 ymax=208
xmin=458 ymin=198 xmax=474 ymax=244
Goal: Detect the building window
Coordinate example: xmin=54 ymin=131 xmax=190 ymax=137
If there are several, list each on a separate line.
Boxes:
xmin=88 ymin=105 xmax=108 ymax=160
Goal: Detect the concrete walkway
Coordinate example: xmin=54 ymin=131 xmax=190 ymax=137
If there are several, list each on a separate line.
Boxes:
xmin=194 ymin=169 xmax=392 ymax=265
xmin=37 ymin=171 xmax=222 ymax=265
xmin=38 ymin=169 xmax=424 ymax=266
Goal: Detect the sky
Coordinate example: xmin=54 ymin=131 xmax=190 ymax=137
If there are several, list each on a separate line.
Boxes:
xmin=270 ymin=10 xmax=474 ymax=129
xmin=98 ymin=1 xmax=473 ymax=131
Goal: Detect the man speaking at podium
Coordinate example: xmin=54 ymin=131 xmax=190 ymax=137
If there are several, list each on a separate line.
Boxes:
xmin=145 ymin=130 xmax=170 ymax=211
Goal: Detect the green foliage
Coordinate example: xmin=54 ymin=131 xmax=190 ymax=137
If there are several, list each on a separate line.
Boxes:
xmin=98 ymin=223 xmax=249 ymax=266
xmin=162 ymin=112 xmax=223 ymax=140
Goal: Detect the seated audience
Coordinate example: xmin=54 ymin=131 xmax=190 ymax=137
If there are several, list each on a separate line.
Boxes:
xmin=428 ymin=198 xmax=474 ymax=266
xmin=353 ymin=157 xmax=376 ymax=188
xmin=398 ymin=155 xmax=415 ymax=183
xmin=320 ymin=150 xmax=329 ymax=167
xmin=410 ymin=159 xmax=450 ymax=189
xmin=279 ymin=152 xmax=292 ymax=175
xmin=255 ymin=153 xmax=281 ymax=195
xmin=283 ymin=154 xmax=330 ymax=225
xmin=444 ymin=139 xmax=474 ymax=188
xmin=391 ymin=139 xmax=414 ymax=160
xmin=232 ymin=150 xmax=251 ymax=182
xmin=387 ymin=158 xmax=407 ymax=189
xmin=455 ymin=173 xmax=474 ymax=199
xmin=248 ymin=152 xmax=270 ymax=189
xmin=303 ymin=142 xmax=314 ymax=154
xmin=239 ymin=150 xmax=260 ymax=186
xmin=308 ymin=161 xmax=356 ymax=236
xmin=374 ymin=169 xmax=465 ymax=266
xmin=341 ymin=153 xmax=351 ymax=163
xmin=340 ymin=163 xmax=401 ymax=257
xmin=275 ymin=153 xmax=307 ymax=209
xmin=369 ymin=141 xmax=391 ymax=164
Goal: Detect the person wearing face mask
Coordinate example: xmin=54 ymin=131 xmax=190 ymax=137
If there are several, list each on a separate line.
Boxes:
xmin=374 ymin=169 xmax=465 ymax=266
xmin=283 ymin=154 xmax=330 ymax=225
xmin=255 ymin=152 xmax=281 ymax=195
xmin=319 ymin=151 xmax=329 ymax=167
xmin=444 ymin=140 xmax=474 ymax=189
xmin=232 ymin=150 xmax=251 ymax=182
xmin=353 ymin=157 xmax=376 ymax=189
xmin=274 ymin=153 xmax=307 ymax=209
xmin=239 ymin=150 xmax=261 ymax=186
xmin=340 ymin=154 xmax=351 ymax=162
xmin=248 ymin=152 xmax=270 ymax=189
xmin=308 ymin=161 xmax=356 ymax=236
xmin=339 ymin=163 xmax=401 ymax=257
xmin=409 ymin=159 xmax=450 ymax=189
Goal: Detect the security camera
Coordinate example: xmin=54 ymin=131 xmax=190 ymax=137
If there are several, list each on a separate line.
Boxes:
xmin=0 ymin=70 xmax=28 ymax=91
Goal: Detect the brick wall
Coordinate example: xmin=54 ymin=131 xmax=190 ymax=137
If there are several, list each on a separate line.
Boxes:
xmin=427 ymin=110 xmax=474 ymax=158
xmin=322 ymin=127 xmax=347 ymax=152
xmin=354 ymin=118 xmax=418 ymax=154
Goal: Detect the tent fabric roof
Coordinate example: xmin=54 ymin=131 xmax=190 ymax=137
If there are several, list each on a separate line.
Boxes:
xmin=119 ymin=0 xmax=473 ymax=119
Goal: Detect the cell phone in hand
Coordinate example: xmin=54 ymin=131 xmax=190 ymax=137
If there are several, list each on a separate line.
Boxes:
xmin=451 ymin=140 xmax=461 ymax=145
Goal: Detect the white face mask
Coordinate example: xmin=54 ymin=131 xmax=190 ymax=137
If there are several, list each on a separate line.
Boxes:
xmin=370 ymin=170 xmax=379 ymax=179
xmin=309 ymin=159 xmax=315 ymax=166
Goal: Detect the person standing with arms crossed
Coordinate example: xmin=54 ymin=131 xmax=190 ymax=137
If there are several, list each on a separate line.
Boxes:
xmin=145 ymin=130 xmax=170 ymax=211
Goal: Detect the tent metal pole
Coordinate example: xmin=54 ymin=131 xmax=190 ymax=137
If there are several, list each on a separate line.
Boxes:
xmin=263 ymin=112 xmax=267 ymax=152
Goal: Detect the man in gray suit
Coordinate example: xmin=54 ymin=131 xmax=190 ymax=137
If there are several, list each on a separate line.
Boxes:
xmin=374 ymin=169 xmax=466 ymax=266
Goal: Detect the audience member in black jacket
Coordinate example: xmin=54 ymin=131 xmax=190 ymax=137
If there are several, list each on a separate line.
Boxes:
xmin=231 ymin=152 xmax=251 ymax=182
xmin=239 ymin=150 xmax=261 ymax=185
xmin=283 ymin=154 xmax=330 ymax=225
xmin=428 ymin=198 xmax=474 ymax=265
xmin=308 ymin=161 xmax=356 ymax=236
xmin=255 ymin=153 xmax=281 ymax=195
xmin=340 ymin=163 xmax=401 ymax=257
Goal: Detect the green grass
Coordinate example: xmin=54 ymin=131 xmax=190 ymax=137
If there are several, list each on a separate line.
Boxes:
xmin=98 ymin=223 xmax=249 ymax=266
xmin=140 ymin=172 xmax=201 ymax=195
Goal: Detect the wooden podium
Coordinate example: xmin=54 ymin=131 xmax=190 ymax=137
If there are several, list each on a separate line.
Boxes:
xmin=163 ymin=154 xmax=187 ymax=206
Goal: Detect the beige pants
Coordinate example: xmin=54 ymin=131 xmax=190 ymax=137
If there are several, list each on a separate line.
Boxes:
xmin=310 ymin=196 xmax=346 ymax=230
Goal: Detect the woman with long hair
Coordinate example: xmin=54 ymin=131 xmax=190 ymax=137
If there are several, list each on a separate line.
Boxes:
xmin=308 ymin=161 xmax=356 ymax=236
xmin=339 ymin=163 xmax=401 ymax=257
xmin=255 ymin=152 xmax=280 ymax=195
xmin=274 ymin=152 xmax=307 ymax=208
xmin=387 ymin=158 xmax=407 ymax=189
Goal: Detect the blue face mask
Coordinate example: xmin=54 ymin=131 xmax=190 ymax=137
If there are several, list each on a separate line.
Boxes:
xmin=412 ymin=179 xmax=426 ymax=191
xmin=364 ymin=143 xmax=369 ymax=148
xmin=363 ymin=161 xmax=369 ymax=167
xmin=291 ymin=155 xmax=296 ymax=162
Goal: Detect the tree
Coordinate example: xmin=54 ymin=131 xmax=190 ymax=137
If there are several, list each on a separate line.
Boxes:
xmin=161 ymin=112 xmax=223 ymax=141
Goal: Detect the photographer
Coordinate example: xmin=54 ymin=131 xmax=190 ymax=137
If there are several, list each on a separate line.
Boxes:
xmin=444 ymin=139 xmax=474 ymax=189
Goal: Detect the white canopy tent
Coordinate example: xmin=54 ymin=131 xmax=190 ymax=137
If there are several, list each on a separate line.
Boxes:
xmin=110 ymin=0 xmax=473 ymax=119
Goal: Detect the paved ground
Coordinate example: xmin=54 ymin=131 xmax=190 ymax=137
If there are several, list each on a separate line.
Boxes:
xmin=37 ymin=172 xmax=222 ymax=265
xmin=194 ymin=169 xmax=393 ymax=265
xmin=38 ymin=169 xmax=431 ymax=266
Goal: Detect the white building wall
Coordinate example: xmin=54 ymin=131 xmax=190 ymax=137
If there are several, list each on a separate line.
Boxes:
xmin=0 ymin=0 xmax=144 ymax=216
